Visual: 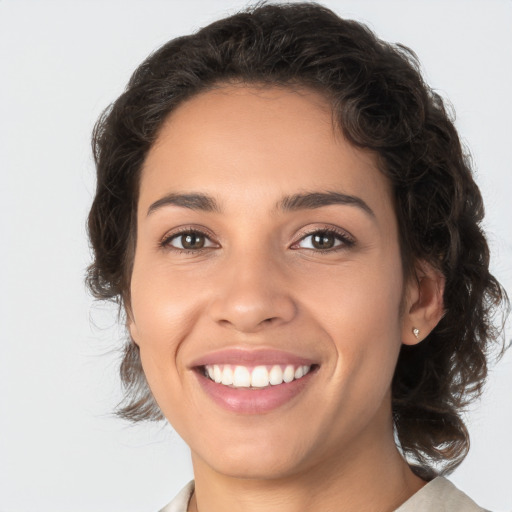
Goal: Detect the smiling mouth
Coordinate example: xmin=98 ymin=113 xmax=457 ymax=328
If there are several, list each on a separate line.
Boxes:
xmin=194 ymin=357 xmax=320 ymax=413
xmin=198 ymin=363 xmax=317 ymax=389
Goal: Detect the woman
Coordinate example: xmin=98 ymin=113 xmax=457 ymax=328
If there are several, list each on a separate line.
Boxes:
xmin=87 ymin=3 xmax=508 ymax=511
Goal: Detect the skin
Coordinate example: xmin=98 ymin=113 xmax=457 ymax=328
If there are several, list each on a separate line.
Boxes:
xmin=128 ymin=85 xmax=445 ymax=512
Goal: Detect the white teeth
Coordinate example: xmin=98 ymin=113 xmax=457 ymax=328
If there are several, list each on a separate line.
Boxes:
xmin=233 ymin=366 xmax=251 ymax=387
xmin=221 ymin=366 xmax=233 ymax=385
xmin=283 ymin=365 xmax=295 ymax=383
xmin=251 ymin=366 xmax=269 ymax=388
xmin=269 ymin=365 xmax=283 ymax=385
xmin=204 ymin=363 xmax=312 ymax=388
xmin=295 ymin=365 xmax=311 ymax=379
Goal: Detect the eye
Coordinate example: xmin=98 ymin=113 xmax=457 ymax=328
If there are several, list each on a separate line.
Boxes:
xmin=293 ymin=228 xmax=355 ymax=251
xmin=161 ymin=229 xmax=217 ymax=251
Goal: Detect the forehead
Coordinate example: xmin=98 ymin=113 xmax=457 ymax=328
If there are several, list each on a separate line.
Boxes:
xmin=140 ymin=85 xmax=393 ymax=218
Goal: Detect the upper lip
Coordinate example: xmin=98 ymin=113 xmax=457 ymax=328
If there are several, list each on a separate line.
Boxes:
xmin=189 ymin=348 xmax=318 ymax=368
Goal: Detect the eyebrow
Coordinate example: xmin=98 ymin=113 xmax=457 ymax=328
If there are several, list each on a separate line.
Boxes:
xmin=277 ymin=191 xmax=375 ymax=217
xmin=147 ymin=193 xmax=221 ymax=216
xmin=146 ymin=190 xmax=374 ymax=218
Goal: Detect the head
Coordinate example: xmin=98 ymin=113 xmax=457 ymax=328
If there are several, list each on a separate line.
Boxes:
xmin=87 ymin=2 xmax=507 ymax=477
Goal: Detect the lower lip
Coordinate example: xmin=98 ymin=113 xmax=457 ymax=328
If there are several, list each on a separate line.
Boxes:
xmin=195 ymin=370 xmax=316 ymax=414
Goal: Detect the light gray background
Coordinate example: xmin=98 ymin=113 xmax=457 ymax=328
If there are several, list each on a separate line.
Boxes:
xmin=0 ymin=1 xmax=511 ymax=511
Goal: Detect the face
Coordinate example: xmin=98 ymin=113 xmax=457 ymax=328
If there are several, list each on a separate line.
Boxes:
xmin=129 ymin=85 xmax=411 ymax=480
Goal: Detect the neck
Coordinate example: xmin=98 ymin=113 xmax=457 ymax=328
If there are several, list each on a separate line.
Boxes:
xmin=188 ymin=410 xmax=425 ymax=512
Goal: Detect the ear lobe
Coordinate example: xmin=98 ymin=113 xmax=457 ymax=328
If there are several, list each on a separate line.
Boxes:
xmin=124 ymin=300 xmax=139 ymax=345
xmin=126 ymin=310 xmax=140 ymax=346
xmin=402 ymin=262 xmax=445 ymax=346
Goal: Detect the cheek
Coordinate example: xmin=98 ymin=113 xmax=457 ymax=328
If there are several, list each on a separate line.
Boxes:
xmin=128 ymin=260 xmax=204 ymax=422
xmin=303 ymin=255 xmax=404 ymax=386
xmin=131 ymin=257 xmax=200 ymax=338
xmin=128 ymin=258 xmax=206 ymax=390
xmin=303 ymin=254 xmax=403 ymax=334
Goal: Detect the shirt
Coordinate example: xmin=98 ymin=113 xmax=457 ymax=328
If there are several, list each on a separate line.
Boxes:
xmin=159 ymin=477 xmax=487 ymax=512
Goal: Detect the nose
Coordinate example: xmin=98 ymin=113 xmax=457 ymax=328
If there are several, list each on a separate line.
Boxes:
xmin=208 ymin=250 xmax=297 ymax=333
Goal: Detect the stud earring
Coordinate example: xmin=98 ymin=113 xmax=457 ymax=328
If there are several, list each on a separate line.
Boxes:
xmin=412 ymin=327 xmax=420 ymax=339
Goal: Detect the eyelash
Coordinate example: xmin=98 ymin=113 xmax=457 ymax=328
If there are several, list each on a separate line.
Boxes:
xmin=159 ymin=226 xmax=355 ymax=254
xmin=159 ymin=227 xmax=217 ymax=254
xmin=292 ymin=226 xmax=356 ymax=252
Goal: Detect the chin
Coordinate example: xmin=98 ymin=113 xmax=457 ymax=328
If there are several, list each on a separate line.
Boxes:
xmin=202 ymin=453 xmax=308 ymax=481
xmin=190 ymin=426 xmax=324 ymax=481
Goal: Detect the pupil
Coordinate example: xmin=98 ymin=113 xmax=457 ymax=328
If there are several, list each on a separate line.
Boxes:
xmin=312 ymin=232 xmax=334 ymax=249
xmin=183 ymin=233 xmax=204 ymax=249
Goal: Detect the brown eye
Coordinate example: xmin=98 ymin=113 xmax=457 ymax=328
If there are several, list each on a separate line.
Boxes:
xmin=181 ymin=233 xmax=205 ymax=249
xmin=311 ymin=232 xmax=336 ymax=249
xmin=295 ymin=229 xmax=354 ymax=251
xmin=165 ymin=230 xmax=216 ymax=251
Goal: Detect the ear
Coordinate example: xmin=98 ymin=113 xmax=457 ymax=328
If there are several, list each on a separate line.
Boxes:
xmin=401 ymin=261 xmax=445 ymax=346
xmin=127 ymin=320 xmax=140 ymax=346
xmin=125 ymin=306 xmax=140 ymax=347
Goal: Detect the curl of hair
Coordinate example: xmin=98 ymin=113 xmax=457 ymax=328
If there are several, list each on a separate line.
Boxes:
xmin=86 ymin=2 xmax=509 ymax=475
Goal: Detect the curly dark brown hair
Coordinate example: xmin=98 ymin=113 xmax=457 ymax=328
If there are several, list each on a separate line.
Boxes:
xmin=87 ymin=2 xmax=508 ymax=476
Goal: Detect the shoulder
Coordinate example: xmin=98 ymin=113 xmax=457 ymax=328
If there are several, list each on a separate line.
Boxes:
xmin=158 ymin=478 xmax=488 ymax=512
xmin=395 ymin=477 xmax=489 ymax=512
xmin=158 ymin=481 xmax=195 ymax=512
